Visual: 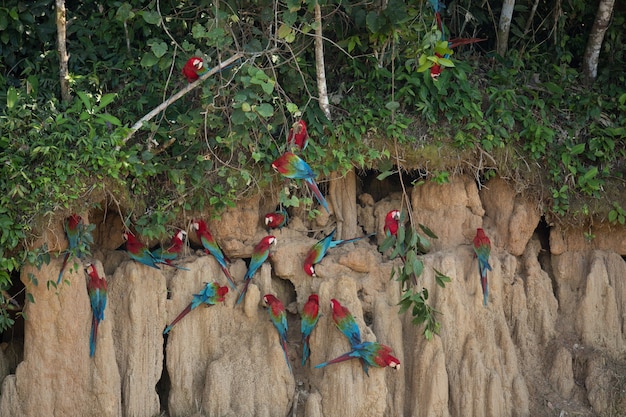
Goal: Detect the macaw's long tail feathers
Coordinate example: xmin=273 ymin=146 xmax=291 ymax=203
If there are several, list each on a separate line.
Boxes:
xmin=302 ymin=338 xmax=311 ymax=366
xmin=236 ymin=280 xmax=252 ymax=305
xmin=314 ymin=351 xmax=355 ymax=369
xmin=157 ymin=260 xmax=190 ymax=271
xmin=281 ymin=339 xmax=292 ymax=373
xmin=57 ymin=252 xmax=70 ymax=284
xmin=481 ymin=275 xmax=489 ymax=306
xmin=90 ymin=317 xmax=98 ymax=357
xmin=220 ymin=266 xmax=238 ymax=291
xmin=448 ymin=37 xmax=487 ymax=49
xmin=304 ymin=178 xmax=330 ymax=213
xmin=163 ymin=304 xmax=193 ymax=334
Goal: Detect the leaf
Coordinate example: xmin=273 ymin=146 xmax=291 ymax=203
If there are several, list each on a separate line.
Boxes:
xmin=570 ymin=143 xmax=585 ymax=155
xmin=255 ymin=103 xmax=274 ymax=118
xmin=277 ymin=24 xmax=293 ymax=40
xmin=150 ymin=40 xmax=168 ymax=58
xmin=438 ymin=57 xmax=455 ymax=68
xmin=140 ymin=10 xmax=161 ymax=25
xmin=96 ymin=113 xmax=122 ymax=126
xmin=376 ymin=170 xmax=395 ymax=180
xmin=385 ymin=101 xmax=400 ymax=111
xmin=608 ymin=210 xmax=618 ymax=223
xmin=140 ymin=52 xmax=159 ymax=67
xmin=6 ymin=86 xmax=18 ymax=109
xmin=378 ymin=235 xmax=396 ymax=252
xmin=418 ymin=223 xmax=438 ymax=239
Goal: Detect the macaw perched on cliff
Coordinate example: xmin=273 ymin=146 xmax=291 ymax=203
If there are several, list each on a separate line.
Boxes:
xmin=303 ymin=229 xmax=375 ymax=277
xmin=287 ymin=120 xmax=309 ymax=151
xmin=236 ymin=236 xmax=276 ymax=305
xmin=330 ymin=299 xmax=361 ymax=347
xmin=58 ymin=214 xmax=84 ymax=284
xmin=427 ymin=0 xmax=485 ymax=80
xmin=264 ymin=209 xmax=289 ymax=231
xmin=163 ymin=282 xmax=228 ymax=334
xmin=384 ymin=210 xmax=400 ymax=237
xmin=301 ymin=294 xmax=320 ymax=366
xmin=152 ymin=230 xmax=190 ymax=271
xmin=192 ymin=219 xmax=237 ymax=290
xmin=122 ymin=231 xmax=161 ymax=269
xmin=271 ymin=152 xmax=330 ymax=214
xmin=473 ymin=228 xmax=492 ymax=306
xmin=264 ymin=294 xmax=292 ymax=372
xmin=314 ymin=341 xmax=400 ymax=374
xmin=182 ymin=56 xmax=208 ymax=82
xmin=85 ymin=263 xmax=107 ymax=357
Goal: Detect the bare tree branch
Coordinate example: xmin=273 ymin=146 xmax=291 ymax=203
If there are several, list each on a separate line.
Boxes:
xmin=122 ymin=52 xmax=245 ymax=146
xmin=583 ymin=0 xmax=615 ymax=81
xmin=497 ymin=0 xmax=516 ymax=56
xmin=55 ymin=0 xmax=71 ymax=102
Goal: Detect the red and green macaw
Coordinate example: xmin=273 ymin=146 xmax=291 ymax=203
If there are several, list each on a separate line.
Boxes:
xmin=301 ymin=294 xmax=320 ymax=366
xmin=314 ymin=341 xmax=400 ymax=375
xmin=182 ymin=56 xmax=208 ymax=82
xmin=58 ymin=214 xmax=83 ymax=284
xmin=330 ymin=299 xmax=361 ymax=347
xmin=85 ymin=263 xmax=107 ymax=357
xmin=427 ymin=0 xmax=485 ymax=80
xmin=384 ymin=210 xmax=400 ymax=237
xmin=153 ymin=230 xmax=190 ymax=271
xmin=264 ymin=209 xmax=289 ymax=231
xmin=163 ymin=282 xmax=228 ymax=334
xmin=286 ymin=120 xmax=309 ymax=151
xmin=264 ymin=294 xmax=292 ymax=372
xmin=236 ymin=235 xmax=276 ymax=305
xmin=303 ymin=229 xmax=375 ymax=277
xmin=122 ymin=231 xmax=161 ymax=269
xmin=193 ymin=219 xmax=237 ymax=290
xmin=473 ymin=228 xmax=492 ymax=306
xmin=271 ymin=152 xmax=330 ymax=213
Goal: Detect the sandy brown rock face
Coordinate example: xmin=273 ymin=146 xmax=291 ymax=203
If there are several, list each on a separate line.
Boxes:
xmin=2 ymin=175 xmax=626 ymax=417
xmin=0 ymin=260 xmax=121 ymax=417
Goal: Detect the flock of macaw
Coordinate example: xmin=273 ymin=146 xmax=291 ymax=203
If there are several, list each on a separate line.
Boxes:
xmin=56 ymin=40 xmax=493 ymax=369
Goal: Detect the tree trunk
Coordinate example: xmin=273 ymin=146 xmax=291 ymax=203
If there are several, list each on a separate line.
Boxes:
xmin=314 ymin=1 xmax=331 ymax=121
xmin=497 ymin=0 xmax=516 ymax=56
xmin=55 ymin=0 xmax=71 ymax=102
xmin=582 ymin=0 xmax=615 ymax=81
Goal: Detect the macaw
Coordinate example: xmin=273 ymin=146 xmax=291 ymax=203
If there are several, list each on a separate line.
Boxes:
xmin=152 ymin=230 xmax=190 ymax=271
xmin=182 ymin=56 xmax=208 ymax=82
xmin=428 ymin=0 xmax=485 ymax=80
xmin=271 ymin=152 xmax=330 ymax=214
xmin=330 ymin=299 xmax=361 ymax=347
xmin=58 ymin=214 xmax=84 ymax=284
xmin=264 ymin=209 xmax=289 ymax=231
xmin=287 ymin=120 xmax=309 ymax=151
xmin=264 ymin=294 xmax=292 ymax=372
xmin=382 ymin=209 xmax=417 ymax=285
xmin=314 ymin=341 xmax=400 ymax=375
xmin=304 ymin=229 xmax=375 ymax=276
xmin=237 ymin=236 xmax=276 ymax=305
xmin=473 ymin=228 xmax=492 ymax=306
xmin=301 ymin=294 xmax=320 ymax=366
xmin=122 ymin=231 xmax=160 ymax=269
xmin=85 ymin=263 xmax=107 ymax=357
xmin=163 ymin=282 xmax=228 ymax=334
xmin=192 ymin=219 xmax=237 ymax=290
xmin=384 ymin=210 xmax=400 ymax=237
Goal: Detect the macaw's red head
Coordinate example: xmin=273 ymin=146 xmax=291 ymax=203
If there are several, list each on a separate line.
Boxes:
xmin=263 ymin=293 xmax=279 ymax=306
xmin=85 ymin=263 xmax=98 ymax=279
xmin=476 ymin=228 xmax=486 ymax=238
xmin=376 ymin=345 xmax=400 ymax=369
xmin=257 ymin=235 xmax=277 ymax=251
xmin=217 ymin=285 xmax=229 ymax=301
xmin=384 ymin=210 xmax=400 ymax=236
xmin=307 ymin=294 xmax=319 ymax=304
xmin=182 ymin=56 xmax=205 ymax=82
xmin=68 ymin=214 xmax=82 ymax=229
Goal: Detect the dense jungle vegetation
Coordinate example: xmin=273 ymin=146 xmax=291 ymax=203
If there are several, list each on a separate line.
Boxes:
xmin=0 ymin=0 xmax=624 ymax=330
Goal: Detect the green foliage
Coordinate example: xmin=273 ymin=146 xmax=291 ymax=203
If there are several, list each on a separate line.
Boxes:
xmin=379 ymin=212 xmax=451 ymax=340
xmin=0 ymin=0 xmax=624 ymax=334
